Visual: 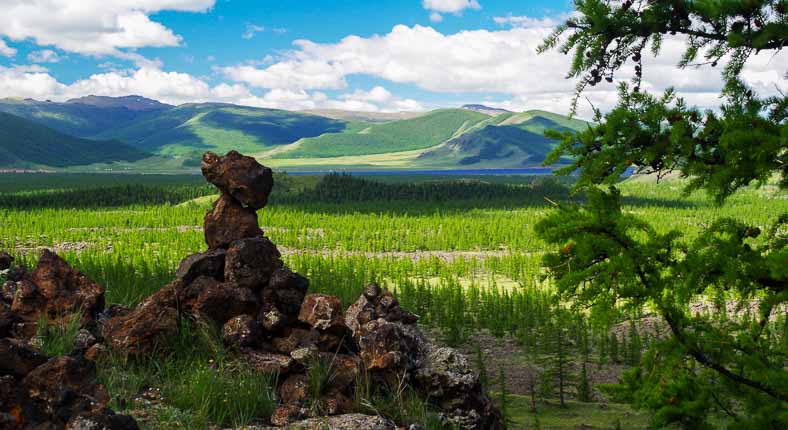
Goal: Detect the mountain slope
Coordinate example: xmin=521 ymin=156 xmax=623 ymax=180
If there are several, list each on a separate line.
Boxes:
xmin=0 ymin=112 xmax=148 ymax=168
xmin=271 ymin=109 xmax=489 ymax=159
xmin=0 ymin=96 xmax=171 ymax=138
xmin=98 ymin=103 xmax=348 ymax=158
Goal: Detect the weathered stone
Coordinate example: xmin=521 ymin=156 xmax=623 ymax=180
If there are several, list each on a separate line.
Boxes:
xmin=241 ymin=349 xmax=294 ymax=375
xmin=271 ymin=328 xmax=319 ymax=354
xmin=345 ymin=284 xmax=418 ymax=334
xmin=201 ymin=150 xmax=274 ymax=210
xmin=0 ymin=374 xmax=41 ymax=429
xmin=102 ymin=301 xmax=179 ymax=357
xmin=323 ymin=393 xmax=354 ymax=416
xmin=0 ymin=251 xmax=12 ymax=271
xmin=298 ymin=294 xmax=344 ymax=332
xmin=290 ymin=346 xmax=319 ymax=365
xmin=175 ymin=249 xmax=226 ymax=284
xmin=324 ymin=354 xmax=360 ymax=395
xmin=265 ymin=268 xmax=309 ymax=317
xmin=286 ymin=414 xmax=396 ymax=430
xmin=0 ymin=281 xmax=16 ymax=304
xmin=225 ymin=237 xmax=282 ymax=290
xmin=84 ymin=343 xmax=108 ymax=362
xmin=9 ymin=279 xmax=47 ymax=320
xmin=0 ymin=310 xmax=21 ymax=339
xmin=0 ymin=338 xmax=47 ymax=378
xmin=181 ymin=276 xmax=260 ymax=325
xmin=222 ymin=314 xmax=261 ymax=348
xmin=260 ymin=308 xmax=286 ymax=332
xmin=22 ymin=356 xmax=110 ymax=421
xmin=270 ymin=404 xmax=303 ymax=427
xmin=204 ymin=193 xmax=264 ymax=250
xmin=279 ymin=374 xmax=309 ymax=405
xmin=65 ymin=411 xmax=140 ymax=430
xmin=354 ymin=319 xmax=425 ymax=373
xmin=74 ymin=329 xmax=97 ymax=350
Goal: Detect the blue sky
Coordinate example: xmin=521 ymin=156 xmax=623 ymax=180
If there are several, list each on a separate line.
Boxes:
xmin=0 ymin=1 xmax=784 ymax=117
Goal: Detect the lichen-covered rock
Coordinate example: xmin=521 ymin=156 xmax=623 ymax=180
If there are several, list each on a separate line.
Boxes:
xmin=345 ymin=284 xmax=418 ymax=335
xmin=0 ymin=338 xmax=47 ymax=378
xmin=225 ymin=237 xmax=282 ymax=290
xmin=181 ymin=276 xmax=260 ymax=325
xmin=241 ymin=349 xmax=295 ymax=375
xmin=74 ymin=329 xmax=97 ymax=350
xmin=27 ymin=250 xmax=105 ymax=323
xmin=270 ymin=404 xmax=304 ymax=427
xmin=279 ymin=374 xmax=309 ymax=405
xmin=285 ymin=414 xmax=396 ymax=430
xmin=204 ymin=193 xmax=264 ymax=250
xmin=354 ymin=319 xmax=425 ymax=373
xmin=201 ymin=150 xmax=274 ymax=210
xmin=260 ymin=267 xmax=309 ymax=324
xmin=66 ymin=411 xmax=140 ymax=430
xmin=102 ymin=300 xmax=178 ymax=357
xmin=271 ymin=328 xmax=319 ymax=354
xmin=222 ymin=314 xmax=261 ymax=348
xmin=175 ymin=249 xmax=226 ymax=284
xmin=298 ymin=294 xmax=344 ymax=332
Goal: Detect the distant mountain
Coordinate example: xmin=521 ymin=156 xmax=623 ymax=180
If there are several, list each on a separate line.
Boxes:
xmin=462 ymin=104 xmax=512 ymax=116
xmin=301 ymin=109 xmax=424 ymax=123
xmin=0 ymin=112 xmax=148 ymax=168
xmin=0 ymin=96 xmax=170 ymax=137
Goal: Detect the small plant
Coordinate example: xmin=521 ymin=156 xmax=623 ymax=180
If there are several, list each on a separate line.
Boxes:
xmin=498 ymin=368 xmax=510 ymax=426
xmin=35 ymin=311 xmax=82 ymax=356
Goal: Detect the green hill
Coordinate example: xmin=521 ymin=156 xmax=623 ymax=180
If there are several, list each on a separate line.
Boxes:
xmin=98 ymin=103 xmax=348 ymax=160
xmin=272 ymin=109 xmax=489 ymax=159
xmin=0 ymin=112 xmax=149 ymax=168
xmin=0 ymin=96 xmax=170 ymax=138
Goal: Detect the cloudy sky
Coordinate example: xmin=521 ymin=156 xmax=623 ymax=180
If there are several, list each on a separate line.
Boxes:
xmin=0 ymin=0 xmax=784 ymax=118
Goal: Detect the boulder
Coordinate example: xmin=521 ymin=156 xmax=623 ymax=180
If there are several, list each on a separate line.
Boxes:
xmin=175 ymin=249 xmax=226 ymax=284
xmin=0 ymin=338 xmax=47 ymax=378
xmin=204 ymin=193 xmax=263 ymax=250
xmin=201 ymin=151 xmax=274 ymax=210
xmin=0 ymin=251 xmax=12 ymax=271
xmin=279 ymin=374 xmax=309 ymax=405
xmin=74 ymin=329 xmax=97 ymax=350
xmin=102 ymin=301 xmax=179 ymax=357
xmin=285 ymin=414 xmax=396 ymax=430
xmin=224 ymin=237 xmax=282 ymax=290
xmin=271 ymin=328 xmax=319 ymax=354
xmin=270 ymin=404 xmax=304 ymax=427
xmin=345 ymin=284 xmax=418 ymax=334
xmin=222 ymin=314 xmax=261 ymax=349
xmin=0 ymin=310 xmax=21 ymax=339
xmin=298 ymin=294 xmax=344 ymax=332
xmin=181 ymin=276 xmax=260 ymax=325
xmin=241 ymin=349 xmax=295 ymax=375
xmin=354 ymin=319 xmax=425 ymax=373
xmin=12 ymin=250 xmax=105 ymax=324
xmin=261 ymin=268 xmax=309 ymax=320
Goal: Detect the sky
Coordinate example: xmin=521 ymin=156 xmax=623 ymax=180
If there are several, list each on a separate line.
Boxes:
xmin=0 ymin=0 xmax=785 ymax=119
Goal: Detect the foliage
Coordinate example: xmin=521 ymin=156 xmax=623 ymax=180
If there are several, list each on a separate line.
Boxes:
xmin=35 ymin=312 xmax=83 ymax=356
xmin=538 ymin=1 xmax=787 ymax=427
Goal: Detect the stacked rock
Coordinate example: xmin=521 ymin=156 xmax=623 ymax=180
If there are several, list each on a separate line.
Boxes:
xmin=0 ymin=251 xmax=138 ymax=429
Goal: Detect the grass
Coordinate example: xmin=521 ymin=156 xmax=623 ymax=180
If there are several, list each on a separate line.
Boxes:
xmin=505 ymin=396 xmax=650 ymax=429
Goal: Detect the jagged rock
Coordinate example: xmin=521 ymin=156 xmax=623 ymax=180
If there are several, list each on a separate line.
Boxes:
xmin=270 ymin=404 xmax=304 ymax=427
xmin=298 ymin=294 xmax=344 ymax=332
xmin=11 ymin=250 xmax=105 ymax=325
xmin=84 ymin=343 xmax=108 ymax=362
xmin=222 ymin=314 xmax=261 ymax=348
xmin=5 ymin=265 xmax=28 ymax=283
xmin=241 ymin=349 xmax=295 ymax=375
xmin=279 ymin=374 xmax=309 ymax=404
xmin=345 ymin=284 xmax=418 ymax=334
xmin=0 ymin=374 xmax=40 ymax=429
xmin=201 ymin=150 xmax=274 ymax=210
xmin=0 ymin=338 xmax=47 ymax=378
xmin=102 ymin=300 xmax=179 ymax=357
xmin=175 ymin=249 xmax=226 ymax=284
xmin=65 ymin=411 xmax=140 ymax=430
xmin=0 ymin=251 xmax=12 ymax=271
xmin=414 ymin=347 xmax=503 ymax=430
xmin=74 ymin=329 xmax=97 ymax=350
xmin=272 ymin=328 xmax=319 ymax=354
xmin=324 ymin=354 xmax=360 ymax=395
xmin=285 ymin=414 xmax=396 ymax=430
xmin=181 ymin=276 xmax=260 ymax=325
xmin=0 ymin=310 xmax=21 ymax=339
xmin=259 ymin=268 xmax=309 ymax=331
xmin=1 ymin=281 xmax=16 ymax=304
xmin=289 ymin=346 xmax=319 ymax=365
xmin=225 ymin=238 xmax=282 ymax=290
xmin=204 ymin=193 xmax=264 ymax=250
xmin=354 ymin=319 xmax=425 ymax=373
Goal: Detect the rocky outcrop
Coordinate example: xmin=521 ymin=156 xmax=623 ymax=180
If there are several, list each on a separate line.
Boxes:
xmin=1 ymin=150 xmax=502 ymax=430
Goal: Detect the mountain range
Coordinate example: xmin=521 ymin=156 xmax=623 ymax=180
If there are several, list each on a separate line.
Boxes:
xmin=0 ymin=96 xmax=588 ymax=172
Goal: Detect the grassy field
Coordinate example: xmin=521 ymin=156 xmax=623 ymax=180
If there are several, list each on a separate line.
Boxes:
xmin=2 ymin=172 xmax=785 ymax=429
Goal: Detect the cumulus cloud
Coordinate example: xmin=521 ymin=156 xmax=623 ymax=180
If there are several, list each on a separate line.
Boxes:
xmin=219 ymin=24 xmax=787 ymax=118
xmin=28 ymin=49 xmax=62 ymax=63
xmin=0 ymin=40 xmax=16 ymax=57
xmin=423 ymin=0 xmax=480 ymax=22
xmin=242 ymin=24 xmax=265 ymax=40
xmin=0 ymin=0 xmax=214 ymax=61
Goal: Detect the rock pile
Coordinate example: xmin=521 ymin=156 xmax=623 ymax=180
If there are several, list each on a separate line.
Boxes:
xmin=1 ymin=150 xmax=503 ymax=429
xmin=1 ymin=251 xmax=138 ymax=429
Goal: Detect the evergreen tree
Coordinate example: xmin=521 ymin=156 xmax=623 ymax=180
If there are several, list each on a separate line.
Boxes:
xmin=537 ymin=1 xmax=787 ymax=427
xmin=577 ymin=362 xmax=593 ymax=403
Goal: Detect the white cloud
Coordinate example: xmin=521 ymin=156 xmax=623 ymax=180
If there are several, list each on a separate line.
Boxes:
xmin=493 ymin=15 xmax=562 ymax=29
xmin=0 ymin=40 xmax=16 ymax=57
xmin=423 ymin=0 xmax=480 ymax=23
xmin=0 ymin=0 xmax=214 ymax=61
xmin=242 ymin=24 xmax=265 ymax=40
xmin=28 ymin=49 xmax=62 ymax=63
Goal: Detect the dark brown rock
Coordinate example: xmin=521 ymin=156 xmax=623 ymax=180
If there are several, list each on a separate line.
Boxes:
xmin=354 ymin=319 xmax=425 ymax=373
xmin=204 ymin=193 xmax=263 ymax=250
xmin=182 ymin=276 xmax=259 ymax=325
xmin=102 ymin=301 xmax=178 ymax=357
xmin=323 ymin=393 xmax=354 ymax=416
xmin=260 ymin=268 xmax=309 ymax=321
xmin=66 ymin=411 xmax=140 ymax=430
xmin=175 ymin=249 xmax=226 ymax=284
xmin=1 ymin=281 xmax=16 ymax=305
xmin=74 ymin=329 xmax=97 ymax=350
xmin=224 ymin=237 xmax=282 ymax=290
xmin=272 ymin=328 xmax=319 ymax=354
xmin=279 ymin=374 xmax=309 ymax=404
xmin=345 ymin=284 xmax=418 ymax=334
xmin=0 ymin=251 xmax=12 ymax=271
xmin=0 ymin=338 xmax=47 ymax=378
xmin=241 ymin=349 xmax=294 ymax=375
xmin=12 ymin=250 xmax=105 ymax=324
xmin=0 ymin=310 xmax=22 ymax=339
xmin=298 ymin=294 xmax=344 ymax=332
xmin=222 ymin=314 xmax=261 ymax=348
xmin=84 ymin=343 xmax=108 ymax=362
xmin=324 ymin=354 xmax=360 ymax=395
xmin=270 ymin=404 xmax=304 ymax=427
xmin=201 ymin=150 xmax=274 ymax=210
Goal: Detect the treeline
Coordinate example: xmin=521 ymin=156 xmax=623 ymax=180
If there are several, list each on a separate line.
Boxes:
xmin=0 ymin=184 xmax=216 ymax=208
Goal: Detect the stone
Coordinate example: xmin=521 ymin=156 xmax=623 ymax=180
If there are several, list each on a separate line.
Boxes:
xmin=270 ymin=404 xmax=303 ymax=427
xmin=290 ymin=346 xmax=319 ymax=365
xmin=0 ymin=310 xmax=21 ymax=339
xmin=13 ymin=250 xmax=105 ymax=324
xmin=175 ymin=249 xmax=226 ymax=284
xmin=201 ymin=150 xmax=274 ymax=210
xmin=224 ymin=237 xmax=282 ymax=290
xmin=182 ymin=276 xmax=260 ymax=325
xmin=285 ymin=414 xmax=396 ymax=430
xmin=265 ymin=268 xmax=309 ymax=317
xmin=298 ymin=294 xmax=344 ymax=332
xmin=279 ymin=374 xmax=309 ymax=405
xmin=323 ymin=394 xmax=354 ymax=416
xmin=241 ymin=349 xmax=294 ymax=375
xmin=204 ymin=193 xmax=264 ymax=250
xmin=345 ymin=284 xmax=418 ymax=334
xmin=324 ymin=354 xmax=360 ymax=395
xmin=74 ymin=329 xmax=97 ymax=350
xmin=84 ymin=343 xmax=108 ymax=362
xmin=354 ymin=319 xmax=425 ymax=373
xmin=0 ymin=338 xmax=47 ymax=378
xmin=222 ymin=314 xmax=261 ymax=349
xmin=271 ymin=328 xmax=319 ymax=354
xmin=102 ymin=301 xmax=179 ymax=357
xmin=22 ymin=356 xmax=110 ymax=421
xmin=0 ymin=281 xmax=16 ymax=305
xmin=66 ymin=411 xmax=140 ymax=430
xmin=0 ymin=251 xmax=12 ymax=271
